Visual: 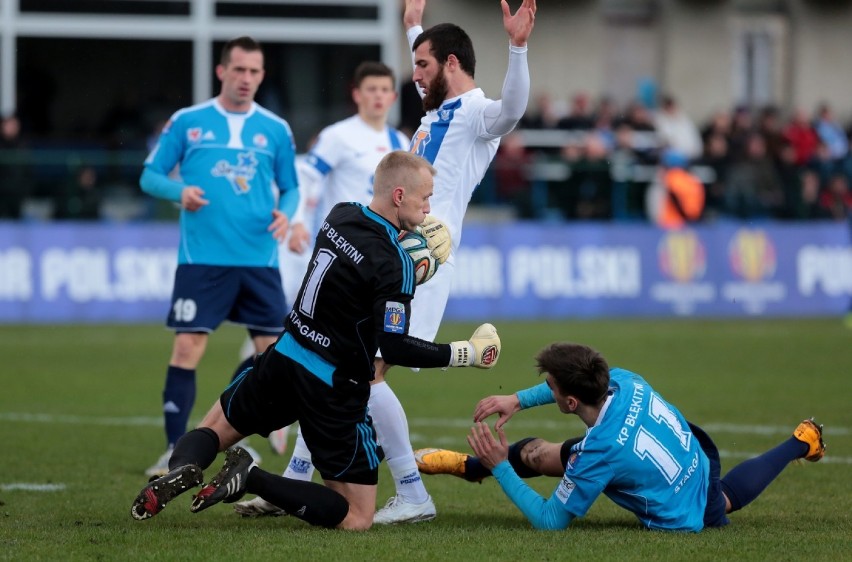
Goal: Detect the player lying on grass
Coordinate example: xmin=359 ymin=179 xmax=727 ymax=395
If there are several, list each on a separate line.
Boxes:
xmin=130 ymin=151 xmax=501 ymax=531
xmin=416 ymin=341 xmax=826 ymax=531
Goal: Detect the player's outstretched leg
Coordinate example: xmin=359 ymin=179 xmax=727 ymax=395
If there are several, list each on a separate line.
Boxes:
xmin=191 ymin=447 xmax=256 ymax=513
xmin=369 ymin=382 xmax=435 ymax=525
xmin=417 ymin=437 xmax=582 ymax=482
xmin=415 ymin=448 xmax=479 ymax=481
xmin=131 ymin=465 xmax=203 ymax=520
xmin=793 ymin=418 xmax=827 ymax=461
xmin=721 ymin=418 xmax=826 ymax=513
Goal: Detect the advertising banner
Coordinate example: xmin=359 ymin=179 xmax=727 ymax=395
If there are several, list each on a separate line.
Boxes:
xmin=1 ymin=221 xmax=849 ymax=323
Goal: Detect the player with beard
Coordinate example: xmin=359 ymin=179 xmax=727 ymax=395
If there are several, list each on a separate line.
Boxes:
xmin=365 ymin=0 xmax=536 ymax=525
xmin=379 ymin=0 xmax=537 ymax=524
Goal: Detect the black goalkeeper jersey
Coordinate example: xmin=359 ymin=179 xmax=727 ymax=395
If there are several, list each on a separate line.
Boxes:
xmin=283 ymin=202 xmax=420 ymax=384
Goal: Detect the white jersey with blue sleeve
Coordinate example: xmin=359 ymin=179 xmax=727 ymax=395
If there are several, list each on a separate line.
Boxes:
xmin=301 ymin=115 xmax=408 ymax=231
xmin=142 ymin=99 xmax=298 ymax=267
xmin=405 ymin=25 xmax=529 ymax=257
xmin=494 ymin=369 xmax=710 ymax=532
xmin=409 ymin=89 xmax=500 ymax=254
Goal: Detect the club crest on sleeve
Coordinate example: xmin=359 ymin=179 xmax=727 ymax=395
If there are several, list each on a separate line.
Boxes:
xmin=383 ymin=301 xmax=405 ymax=333
xmin=565 ymin=451 xmax=580 ymax=471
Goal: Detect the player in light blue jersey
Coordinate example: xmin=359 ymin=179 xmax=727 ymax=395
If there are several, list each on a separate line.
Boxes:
xmin=140 ymin=36 xmax=299 ymax=477
xmin=417 ymin=342 xmax=826 ymax=531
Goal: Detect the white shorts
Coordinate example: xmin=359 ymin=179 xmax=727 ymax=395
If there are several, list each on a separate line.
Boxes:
xmin=278 ymin=240 xmax=313 ymax=310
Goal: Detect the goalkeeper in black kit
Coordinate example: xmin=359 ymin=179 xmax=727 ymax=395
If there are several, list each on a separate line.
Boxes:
xmin=130 ymin=150 xmax=501 ymax=530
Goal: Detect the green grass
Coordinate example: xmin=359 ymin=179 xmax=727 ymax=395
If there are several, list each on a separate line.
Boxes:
xmin=1 ymin=319 xmax=851 ymax=561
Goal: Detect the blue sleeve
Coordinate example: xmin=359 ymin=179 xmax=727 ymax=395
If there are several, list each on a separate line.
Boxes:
xmin=140 ymin=113 xmax=186 ymax=202
xmin=278 ymin=185 xmax=299 ymax=219
xmin=492 ymin=461 xmax=574 ymax=530
xmin=139 ymin=167 xmax=184 ymax=202
xmin=516 ymin=382 xmax=555 ymax=409
xmin=275 ymin=126 xmax=300 ymax=218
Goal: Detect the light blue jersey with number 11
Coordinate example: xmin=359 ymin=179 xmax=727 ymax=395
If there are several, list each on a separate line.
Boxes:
xmin=496 ymin=369 xmax=710 ymax=531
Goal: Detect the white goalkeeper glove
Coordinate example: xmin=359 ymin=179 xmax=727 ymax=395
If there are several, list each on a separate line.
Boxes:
xmin=449 ymin=323 xmax=501 ymax=368
xmin=418 ymin=215 xmax=451 ymax=265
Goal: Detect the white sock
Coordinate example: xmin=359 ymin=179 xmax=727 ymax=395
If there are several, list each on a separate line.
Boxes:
xmin=369 ymin=381 xmax=429 ymax=504
xmin=282 ymin=426 xmax=315 ymax=481
xmin=238 ymin=336 xmax=255 ymax=361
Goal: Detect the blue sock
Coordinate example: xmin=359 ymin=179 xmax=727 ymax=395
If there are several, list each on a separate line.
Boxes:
xmin=464 ymin=437 xmax=543 ymax=481
xmin=464 ymin=456 xmax=492 ymax=481
xmin=721 ymin=436 xmax=808 ymax=512
xmin=163 ymin=366 xmax=196 ymax=446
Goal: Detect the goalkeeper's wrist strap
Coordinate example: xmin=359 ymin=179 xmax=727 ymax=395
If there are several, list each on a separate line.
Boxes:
xmin=449 ymin=341 xmax=474 ymax=367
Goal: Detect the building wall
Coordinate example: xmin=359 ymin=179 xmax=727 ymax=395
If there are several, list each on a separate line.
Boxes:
xmin=789 ymin=1 xmax=852 ymax=118
xmin=661 ymin=0 xmax=731 ymax=120
xmin=399 ymin=0 xmax=852 ymax=124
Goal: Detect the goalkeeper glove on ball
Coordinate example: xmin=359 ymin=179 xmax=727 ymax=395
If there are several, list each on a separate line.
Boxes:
xmin=418 ymin=215 xmax=451 ymax=265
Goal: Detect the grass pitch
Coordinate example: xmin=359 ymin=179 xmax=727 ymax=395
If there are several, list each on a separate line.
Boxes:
xmin=1 ymin=319 xmax=850 ymax=561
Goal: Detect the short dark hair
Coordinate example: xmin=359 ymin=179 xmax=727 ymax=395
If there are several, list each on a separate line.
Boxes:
xmin=353 ymin=61 xmax=396 ymax=89
xmin=535 ymin=343 xmax=610 ymax=406
xmin=412 ymin=23 xmax=476 ymax=78
xmin=221 ymin=36 xmax=263 ymax=66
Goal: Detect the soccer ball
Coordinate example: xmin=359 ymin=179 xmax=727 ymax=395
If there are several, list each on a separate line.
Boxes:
xmin=398 ymin=230 xmax=439 ymax=285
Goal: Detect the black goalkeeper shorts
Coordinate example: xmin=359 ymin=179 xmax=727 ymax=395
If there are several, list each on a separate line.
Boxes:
xmin=220 ymin=347 xmax=384 ymax=485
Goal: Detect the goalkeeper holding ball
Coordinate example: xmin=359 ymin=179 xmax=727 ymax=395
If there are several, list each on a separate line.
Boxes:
xmin=130 ymin=151 xmax=501 ymax=531
xmin=262 ymin=0 xmax=538 ymax=525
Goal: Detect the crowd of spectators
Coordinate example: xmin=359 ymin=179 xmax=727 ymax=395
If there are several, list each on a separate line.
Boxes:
xmin=1 ymin=92 xmax=852 ymax=226
xmin=490 ymin=92 xmax=852 ymax=225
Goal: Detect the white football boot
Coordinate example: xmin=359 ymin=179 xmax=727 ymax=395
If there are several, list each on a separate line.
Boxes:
xmin=373 ymin=495 xmax=436 ymax=525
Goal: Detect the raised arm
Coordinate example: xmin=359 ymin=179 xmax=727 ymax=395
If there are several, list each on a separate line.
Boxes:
xmin=403 ymin=0 xmax=425 ymax=30
xmin=503 ymin=0 xmax=536 ymax=48
xmin=482 ymin=0 xmax=536 ymax=136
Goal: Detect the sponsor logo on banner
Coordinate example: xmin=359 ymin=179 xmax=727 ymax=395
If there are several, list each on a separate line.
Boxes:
xmin=723 ymin=229 xmax=786 ymax=314
xmin=797 ymin=245 xmax=852 ymax=297
xmin=650 ymin=230 xmax=715 ymax=314
xmin=499 ymin=246 xmax=640 ymax=299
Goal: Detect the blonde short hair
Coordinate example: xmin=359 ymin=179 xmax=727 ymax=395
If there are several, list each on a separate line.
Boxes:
xmin=373 ymin=151 xmax=436 ymax=195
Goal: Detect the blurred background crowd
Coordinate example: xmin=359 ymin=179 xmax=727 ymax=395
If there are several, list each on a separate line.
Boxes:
xmin=1 ymin=91 xmax=851 ymax=226
xmin=485 ymin=93 xmax=852 ymax=225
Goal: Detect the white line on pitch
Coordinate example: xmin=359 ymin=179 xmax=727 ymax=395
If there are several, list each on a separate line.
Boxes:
xmin=1 ymin=483 xmax=66 ymax=492
xmin=1 ymin=412 xmax=849 ymax=437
